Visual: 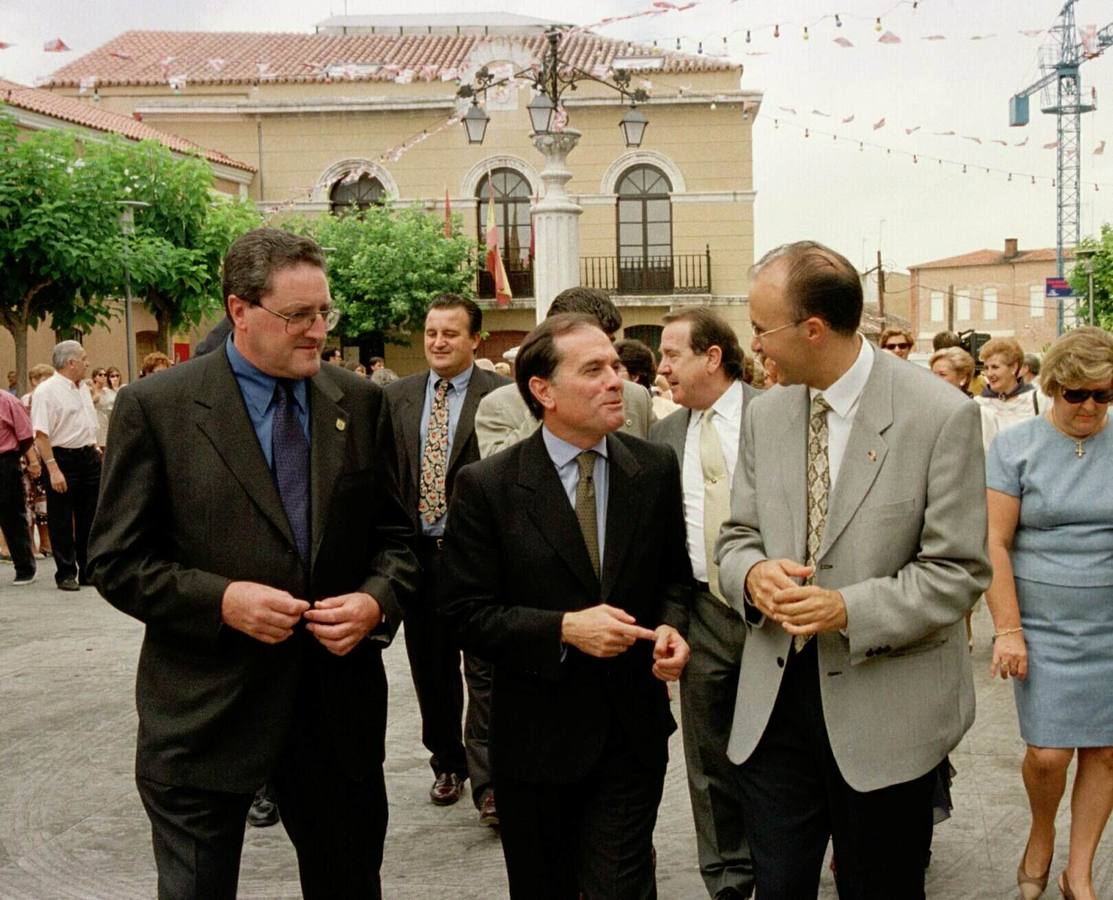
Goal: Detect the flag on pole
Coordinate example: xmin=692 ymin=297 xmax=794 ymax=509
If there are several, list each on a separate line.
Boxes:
xmin=443 ymin=187 xmax=452 ymax=238
xmin=486 ymin=177 xmax=512 ymax=307
xmin=43 ymin=38 xmax=70 ymax=52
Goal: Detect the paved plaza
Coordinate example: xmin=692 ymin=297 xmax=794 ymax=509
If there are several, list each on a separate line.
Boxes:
xmin=1 ymin=559 xmax=1110 ymax=899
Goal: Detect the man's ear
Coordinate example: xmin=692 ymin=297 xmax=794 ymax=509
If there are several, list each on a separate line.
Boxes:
xmin=529 ymin=376 xmax=557 ymax=412
xmin=705 ymin=345 xmax=723 ymax=373
xmin=227 ymin=295 xmax=249 ymax=330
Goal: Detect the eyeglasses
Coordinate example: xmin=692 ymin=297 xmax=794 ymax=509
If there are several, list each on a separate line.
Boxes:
xmin=884 ymin=342 xmax=913 ymax=351
xmin=752 ymin=319 xmax=803 ymax=340
xmin=254 ymin=303 xmax=340 ymax=334
xmin=1061 ymin=386 xmax=1113 ymax=405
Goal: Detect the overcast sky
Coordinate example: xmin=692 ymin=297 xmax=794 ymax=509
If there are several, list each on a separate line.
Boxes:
xmin=3 ymin=0 xmax=1112 ymax=273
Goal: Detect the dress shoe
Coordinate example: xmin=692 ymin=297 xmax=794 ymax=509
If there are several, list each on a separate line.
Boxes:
xmin=246 ymin=784 xmax=279 ymax=828
xmin=478 ymin=790 xmax=499 ymax=827
xmin=1057 ymin=871 xmax=1076 ymax=899
xmin=57 ymin=578 xmax=80 ymax=592
xmin=1017 ymin=839 xmax=1052 ymax=899
xmin=430 ymin=772 xmax=464 ymax=806
xmin=13 ymin=572 xmax=37 ymax=586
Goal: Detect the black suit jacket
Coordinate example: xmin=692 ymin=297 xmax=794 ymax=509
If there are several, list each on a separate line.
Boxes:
xmin=383 ymin=365 xmax=510 ymax=533
xmin=438 ymin=429 xmax=692 ymax=784
xmin=88 ymin=349 xmax=418 ymax=793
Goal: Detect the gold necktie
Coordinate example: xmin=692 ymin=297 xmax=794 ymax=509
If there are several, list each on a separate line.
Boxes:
xmin=699 ymin=409 xmax=730 ymax=602
xmin=575 ymin=451 xmax=600 ymax=580
xmin=796 ymin=393 xmax=831 ymax=653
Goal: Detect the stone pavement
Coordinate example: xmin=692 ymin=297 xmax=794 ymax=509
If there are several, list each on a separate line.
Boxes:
xmin=1 ymin=560 xmax=1109 ymax=899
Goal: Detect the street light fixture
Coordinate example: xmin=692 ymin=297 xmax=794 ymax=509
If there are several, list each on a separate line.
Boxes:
xmin=461 ymin=102 xmax=490 ymax=145
xmin=619 ymin=107 xmax=649 ymax=148
xmin=527 ymin=92 xmax=556 ymax=135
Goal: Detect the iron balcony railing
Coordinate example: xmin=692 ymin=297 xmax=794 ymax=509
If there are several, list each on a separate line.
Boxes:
xmin=581 ymin=246 xmax=712 ymax=295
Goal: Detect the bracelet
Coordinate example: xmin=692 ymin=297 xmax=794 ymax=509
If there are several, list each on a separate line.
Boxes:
xmin=993 ymin=627 xmax=1023 ymax=640
xmin=44 ymin=458 xmax=55 ymax=464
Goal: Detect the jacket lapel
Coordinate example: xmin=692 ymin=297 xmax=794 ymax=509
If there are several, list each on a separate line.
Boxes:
xmin=819 ymin=355 xmax=894 ymax=557
xmin=599 ymin=434 xmax=645 ymax=602
xmin=519 ymin=431 xmax=600 ymax=599
xmin=446 ymin=367 xmax=492 ymax=473
xmin=194 ymin=353 xmax=296 ymax=551
xmin=779 ymin=386 xmax=809 ymax=563
xmin=308 ymin=370 xmax=349 ymax=568
xmin=395 ymin=375 xmax=426 ymax=489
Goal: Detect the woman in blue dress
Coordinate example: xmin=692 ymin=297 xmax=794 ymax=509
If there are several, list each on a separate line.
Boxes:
xmin=985 ymin=326 xmax=1113 ymax=900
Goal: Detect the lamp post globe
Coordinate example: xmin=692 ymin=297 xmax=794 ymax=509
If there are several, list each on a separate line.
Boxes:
xmin=620 ymin=107 xmax=649 ymax=148
xmin=462 ymin=103 xmax=490 ymax=145
xmin=527 ymin=92 xmax=556 ymax=134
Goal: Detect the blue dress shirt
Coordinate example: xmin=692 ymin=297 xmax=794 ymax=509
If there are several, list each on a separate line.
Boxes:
xmin=225 ymin=335 xmax=309 ymax=469
xmin=541 ymin=426 xmax=608 ymax=567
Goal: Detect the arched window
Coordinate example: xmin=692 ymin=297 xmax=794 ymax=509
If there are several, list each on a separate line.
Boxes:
xmin=330 ymin=174 xmax=385 ymax=214
xmin=616 ymin=165 xmax=673 ymax=292
xmin=476 ymin=168 xmax=533 ymax=297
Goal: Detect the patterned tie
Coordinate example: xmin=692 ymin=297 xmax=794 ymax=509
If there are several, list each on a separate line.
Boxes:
xmin=699 ymin=409 xmax=730 ymax=602
xmin=272 ymin=380 xmax=310 ymax=562
xmin=575 ymin=451 xmax=601 ymax=580
xmin=418 ymin=378 xmax=450 ymax=525
xmin=796 ymin=393 xmax=831 ymax=653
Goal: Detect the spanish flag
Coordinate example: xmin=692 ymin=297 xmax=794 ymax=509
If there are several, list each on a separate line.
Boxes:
xmin=485 ymin=177 xmax=513 ymax=307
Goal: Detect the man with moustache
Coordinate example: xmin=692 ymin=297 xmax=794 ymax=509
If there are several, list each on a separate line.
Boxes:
xmin=88 ymin=228 xmax=418 ymax=898
xmin=439 ymin=313 xmax=692 ymax=899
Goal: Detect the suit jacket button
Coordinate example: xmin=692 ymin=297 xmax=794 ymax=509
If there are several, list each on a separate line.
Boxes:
xmin=776 ymin=656 xmax=785 ymax=668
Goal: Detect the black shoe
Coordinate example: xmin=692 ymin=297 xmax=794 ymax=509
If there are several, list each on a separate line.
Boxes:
xmin=246 ymin=784 xmax=279 ymax=828
xmin=478 ymin=790 xmax=499 ymax=827
xmin=57 ymin=578 xmax=80 ymax=592
xmin=430 ymin=772 xmax=464 ymax=806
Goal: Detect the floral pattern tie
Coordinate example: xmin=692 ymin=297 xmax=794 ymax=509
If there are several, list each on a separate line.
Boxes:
xmin=796 ymin=393 xmax=831 ymax=653
xmin=418 ymin=379 xmax=450 ymax=525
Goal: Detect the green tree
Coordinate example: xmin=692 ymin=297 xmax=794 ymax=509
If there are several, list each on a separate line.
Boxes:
xmin=1069 ymin=224 xmax=1113 ymax=331
xmin=0 ymin=114 xmax=128 ymax=392
xmin=285 ymin=203 xmax=477 ymax=341
xmin=105 ymin=140 xmax=261 ymax=353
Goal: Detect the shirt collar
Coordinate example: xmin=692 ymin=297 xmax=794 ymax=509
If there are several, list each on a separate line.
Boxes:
xmin=427 ymin=364 xmax=474 ymax=395
xmin=225 ymin=333 xmax=308 ymax=418
xmin=541 ymin=425 xmax=609 ymax=469
xmin=809 ymin=335 xmax=874 ymax=418
xmin=708 ymin=379 xmax=744 ymax=421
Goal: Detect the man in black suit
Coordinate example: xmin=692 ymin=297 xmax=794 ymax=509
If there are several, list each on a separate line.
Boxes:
xmin=384 ymin=294 xmax=509 ymax=821
xmin=439 ymin=313 xmax=692 ymax=899
xmin=88 ymin=228 xmax=418 ymax=899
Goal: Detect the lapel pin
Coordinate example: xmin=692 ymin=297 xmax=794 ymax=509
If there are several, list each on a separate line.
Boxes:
xmin=867 ymin=449 xmax=877 ymax=462
xmin=336 ymin=418 xmax=346 ymax=432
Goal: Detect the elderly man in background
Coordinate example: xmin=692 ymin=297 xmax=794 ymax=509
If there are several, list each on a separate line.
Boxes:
xmin=32 ymin=341 xmax=101 ymax=592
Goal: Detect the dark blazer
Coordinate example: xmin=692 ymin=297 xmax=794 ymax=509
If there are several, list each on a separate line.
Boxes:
xmin=88 ymin=349 xmax=418 ymax=794
xmin=384 ymin=364 xmax=509 ymax=532
xmin=438 ymin=429 xmax=692 ymax=784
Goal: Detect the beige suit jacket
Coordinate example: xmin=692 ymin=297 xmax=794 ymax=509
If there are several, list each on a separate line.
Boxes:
xmin=715 ymin=349 xmax=991 ymax=792
xmin=475 ymin=379 xmax=653 ymax=459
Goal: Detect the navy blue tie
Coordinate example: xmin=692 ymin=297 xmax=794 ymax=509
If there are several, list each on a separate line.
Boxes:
xmin=272 ymin=379 xmax=310 ymax=562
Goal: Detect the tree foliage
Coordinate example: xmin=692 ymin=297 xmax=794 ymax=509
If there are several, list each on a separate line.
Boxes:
xmin=1069 ymin=224 xmax=1113 ymax=331
xmin=283 ymin=203 xmax=477 ymax=341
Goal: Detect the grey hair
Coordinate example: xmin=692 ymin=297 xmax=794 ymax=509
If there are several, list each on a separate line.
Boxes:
xmin=52 ymin=340 xmax=84 ymax=370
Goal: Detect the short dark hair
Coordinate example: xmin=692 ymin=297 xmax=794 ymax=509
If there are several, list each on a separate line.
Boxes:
xmin=932 ymin=330 xmax=962 ymax=351
xmin=322 ymin=348 xmax=341 ymax=362
xmin=1022 ymin=352 xmax=1041 ymax=375
xmin=222 ymin=228 xmax=326 ymax=318
xmin=427 ymin=293 xmax=482 ymax=335
xmin=614 ymin=339 xmax=657 ymax=388
xmin=515 ymin=313 xmax=601 ymax=420
xmin=548 ymin=287 xmax=622 ymax=335
xmin=662 ymin=307 xmax=745 ymax=381
xmin=753 ymin=241 xmax=862 ymax=336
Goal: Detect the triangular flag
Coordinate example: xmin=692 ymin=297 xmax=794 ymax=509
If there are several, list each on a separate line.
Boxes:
xmin=108 ymin=51 xmax=133 ymax=60
xmin=841 ymin=114 xmax=855 ymax=124
xmin=872 ymin=117 xmax=886 ymax=130
xmin=833 ymin=37 xmax=853 ymax=48
xmin=1094 ymin=141 xmax=1106 ymax=155
xmin=905 ymin=126 xmax=921 ymax=135
xmin=1015 ymin=137 xmax=1029 ymax=147
xmin=0 ymin=42 xmax=15 ymax=50
xmin=1044 ymin=141 xmax=1058 ymax=149
xmin=43 ymin=38 xmax=70 ymax=52
xmin=486 ymin=176 xmax=513 ymax=307
xmin=444 ymin=187 xmax=452 ymax=238
xmin=878 ymin=31 xmax=901 ymax=44
xmin=933 ymin=130 xmax=956 ymax=136
xmin=923 ymin=35 xmax=947 ymax=41
xmin=778 ymin=106 xmax=797 ymax=115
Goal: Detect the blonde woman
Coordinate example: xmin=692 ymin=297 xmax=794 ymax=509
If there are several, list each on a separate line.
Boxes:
xmin=930 ymin=346 xmax=1000 ymax=451
xmin=985 ymin=327 xmax=1113 ymax=900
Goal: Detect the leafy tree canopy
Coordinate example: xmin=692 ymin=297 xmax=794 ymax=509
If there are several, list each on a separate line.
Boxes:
xmin=1069 ymin=224 xmax=1113 ymax=331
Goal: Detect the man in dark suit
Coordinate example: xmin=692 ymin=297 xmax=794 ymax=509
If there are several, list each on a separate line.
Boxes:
xmin=88 ymin=228 xmax=418 ymax=899
xmin=439 ymin=313 xmax=692 ymax=899
xmin=384 ymin=294 xmax=509 ymax=821
xmin=651 ymin=308 xmax=758 ymax=900
xmin=716 ymin=241 xmax=989 ymax=898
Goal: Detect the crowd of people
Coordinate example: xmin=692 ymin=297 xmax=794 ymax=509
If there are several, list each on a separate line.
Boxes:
xmin=2 ymin=226 xmax=1111 ymax=900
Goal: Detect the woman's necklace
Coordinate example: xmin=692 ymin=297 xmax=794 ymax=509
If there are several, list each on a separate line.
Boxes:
xmin=1046 ymin=409 xmax=1108 ymax=458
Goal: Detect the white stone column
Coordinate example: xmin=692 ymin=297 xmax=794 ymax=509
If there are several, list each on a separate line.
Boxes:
xmin=530 ymin=128 xmax=582 ymax=323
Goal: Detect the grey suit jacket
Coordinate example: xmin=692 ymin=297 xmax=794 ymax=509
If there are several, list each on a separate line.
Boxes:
xmin=476 ymin=378 xmax=653 ymax=459
xmin=715 ymin=349 xmax=991 ymax=792
xmin=649 ymin=381 xmax=760 ymax=468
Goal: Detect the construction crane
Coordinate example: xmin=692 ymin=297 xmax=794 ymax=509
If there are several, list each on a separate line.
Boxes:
xmin=1009 ymin=0 xmax=1113 ymax=333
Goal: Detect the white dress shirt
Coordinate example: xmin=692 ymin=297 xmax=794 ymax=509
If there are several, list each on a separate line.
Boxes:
xmin=808 ymin=336 xmax=875 ymax=490
xmin=682 ymin=380 xmax=744 ymax=583
xmin=30 ymin=372 xmax=99 ymax=449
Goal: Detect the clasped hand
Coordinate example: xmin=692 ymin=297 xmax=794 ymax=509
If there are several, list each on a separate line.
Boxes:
xmin=560 ymin=604 xmax=690 ymax=682
xmin=745 ymin=558 xmax=847 ymax=636
xmin=221 ymin=581 xmax=382 ymax=656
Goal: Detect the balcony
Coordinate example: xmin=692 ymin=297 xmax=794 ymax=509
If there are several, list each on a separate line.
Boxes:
xmin=477 ymin=258 xmax=534 ymax=300
xmin=582 ymin=247 xmax=712 ymax=296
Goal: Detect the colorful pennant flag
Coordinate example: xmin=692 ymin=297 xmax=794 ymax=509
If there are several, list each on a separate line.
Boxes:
xmin=486 ymin=177 xmax=512 ymax=307
xmin=43 ymin=38 xmax=70 ymax=52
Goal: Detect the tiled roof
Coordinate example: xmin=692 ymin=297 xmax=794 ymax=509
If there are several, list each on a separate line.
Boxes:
xmin=911 ymin=247 xmax=1070 ymax=270
xmin=44 ymin=29 xmax=736 ymax=88
xmin=0 ymin=78 xmax=256 ymax=172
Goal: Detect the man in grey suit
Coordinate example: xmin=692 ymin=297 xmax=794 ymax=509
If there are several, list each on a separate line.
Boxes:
xmin=475 ymin=287 xmax=652 ymax=459
xmin=650 ymin=308 xmax=756 ymax=900
xmin=716 ymin=241 xmax=990 ymax=899
xmin=383 ymin=294 xmax=509 ymax=824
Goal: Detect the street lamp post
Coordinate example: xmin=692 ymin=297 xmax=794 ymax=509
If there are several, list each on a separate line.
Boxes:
xmin=116 ymin=200 xmax=150 ymax=383
xmin=458 ymin=27 xmax=651 ymax=321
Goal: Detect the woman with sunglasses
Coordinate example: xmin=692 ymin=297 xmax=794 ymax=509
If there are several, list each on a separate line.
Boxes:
xmin=878 ymin=326 xmax=915 ymax=360
xmin=984 ymin=326 xmax=1113 ymax=900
